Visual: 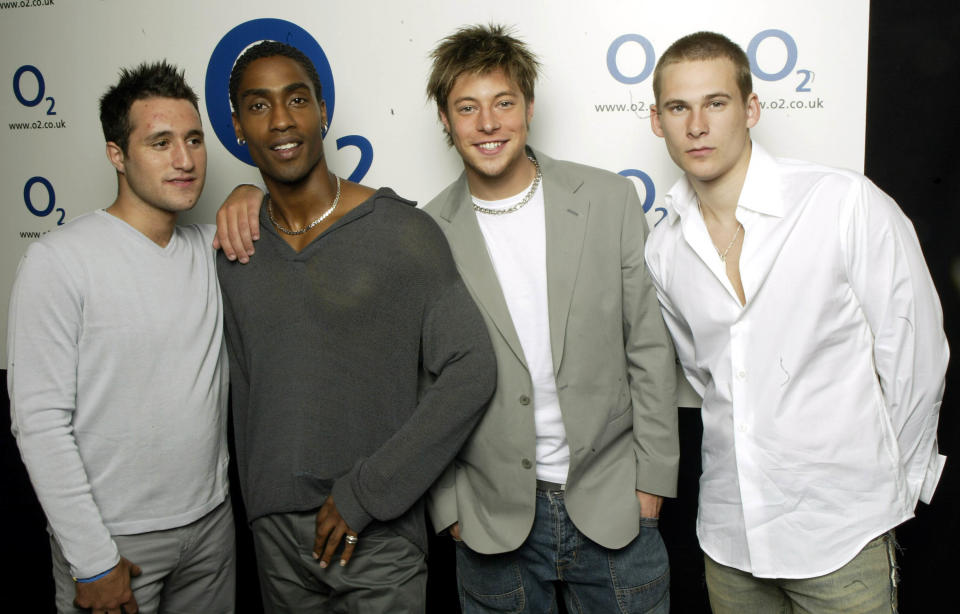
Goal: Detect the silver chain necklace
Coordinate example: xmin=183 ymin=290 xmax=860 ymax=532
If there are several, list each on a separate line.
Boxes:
xmin=716 ymin=224 xmax=742 ymax=262
xmin=472 ymin=155 xmax=542 ymax=215
xmin=268 ymin=175 xmax=341 ymax=236
xmin=697 ymin=197 xmax=742 ymax=262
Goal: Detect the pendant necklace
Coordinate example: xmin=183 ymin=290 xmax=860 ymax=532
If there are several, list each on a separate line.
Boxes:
xmin=698 ymin=197 xmax=742 ymax=262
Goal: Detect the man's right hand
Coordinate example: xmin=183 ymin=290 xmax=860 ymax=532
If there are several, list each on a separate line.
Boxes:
xmin=73 ymin=556 xmax=141 ymax=614
xmin=212 ymin=184 xmax=265 ymax=263
xmin=449 ymin=522 xmax=462 ymax=542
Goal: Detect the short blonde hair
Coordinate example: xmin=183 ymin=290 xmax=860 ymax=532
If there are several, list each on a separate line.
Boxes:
xmin=653 ymin=31 xmax=753 ymax=106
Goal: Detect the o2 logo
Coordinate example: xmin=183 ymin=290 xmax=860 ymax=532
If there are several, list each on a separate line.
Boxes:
xmin=13 ymin=68 xmax=65 ymax=224
xmin=205 ymin=18 xmax=373 ymax=182
xmin=606 ymin=34 xmax=656 ymax=85
xmin=606 ymin=29 xmax=814 ymax=92
xmin=24 ymin=176 xmax=64 ymax=225
xmin=12 ymin=65 xmax=57 ymax=115
xmin=618 ymin=169 xmax=667 ymax=227
xmin=747 ymin=30 xmax=813 ymax=92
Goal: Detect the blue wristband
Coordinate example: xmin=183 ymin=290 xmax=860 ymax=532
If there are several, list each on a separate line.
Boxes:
xmin=74 ymin=565 xmax=116 ymax=583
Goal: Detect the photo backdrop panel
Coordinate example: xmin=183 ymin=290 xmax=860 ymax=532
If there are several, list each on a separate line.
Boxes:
xmin=1 ymin=0 xmax=869 ymax=374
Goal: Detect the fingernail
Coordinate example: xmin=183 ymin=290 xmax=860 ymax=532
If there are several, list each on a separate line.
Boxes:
xmin=319 ymin=561 xmax=328 ymax=569
xmin=227 ymin=254 xmax=236 ymax=261
xmin=312 ymin=552 xmax=319 ymax=560
xmin=340 ymin=559 xmax=347 ymax=567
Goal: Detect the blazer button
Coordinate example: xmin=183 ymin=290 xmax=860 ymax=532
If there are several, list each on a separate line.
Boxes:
xmin=519 ymin=395 xmax=531 ymax=405
xmin=521 ymin=458 xmax=533 ymax=469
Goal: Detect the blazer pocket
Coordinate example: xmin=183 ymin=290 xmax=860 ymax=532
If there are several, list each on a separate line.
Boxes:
xmin=595 ymin=403 xmax=634 ymax=452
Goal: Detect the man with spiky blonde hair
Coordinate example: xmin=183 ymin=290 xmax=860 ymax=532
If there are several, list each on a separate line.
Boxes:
xmin=423 ymin=24 xmax=679 ymax=613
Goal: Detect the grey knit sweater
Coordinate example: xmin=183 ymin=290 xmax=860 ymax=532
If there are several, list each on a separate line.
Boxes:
xmin=217 ymin=188 xmax=496 ymax=550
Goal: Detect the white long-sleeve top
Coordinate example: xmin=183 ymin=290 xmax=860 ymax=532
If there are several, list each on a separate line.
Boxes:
xmin=7 ymin=210 xmax=229 ymax=579
xmin=644 ymin=142 xmax=948 ymax=579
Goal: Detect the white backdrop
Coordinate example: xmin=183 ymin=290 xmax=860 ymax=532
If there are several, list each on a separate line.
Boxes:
xmin=1 ymin=0 xmax=869 ymax=374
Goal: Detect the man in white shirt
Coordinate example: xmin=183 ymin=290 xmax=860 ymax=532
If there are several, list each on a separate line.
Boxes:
xmin=8 ymin=62 xmax=233 ymax=614
xmin=644 ymin=31 xmax=948 ymax=613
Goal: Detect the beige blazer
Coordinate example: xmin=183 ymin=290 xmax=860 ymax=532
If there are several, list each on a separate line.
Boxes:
xmin=424 ymin=149 xmax=679 ymax=554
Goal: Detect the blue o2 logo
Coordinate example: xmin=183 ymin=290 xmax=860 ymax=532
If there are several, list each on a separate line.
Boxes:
xmin=747 ymin=30 xmax=797 ymax=81
xmin=205 ymin=18 xmax=373 ymax=181
xmin=606 ymin=29 xmax=814 ymax=93
xmin=606 ymin=34 xmax=655 ymax=85
xmin=747 ymin=29 xmax=813 ymax=91
xmin=24 ymin=176 xmax=65 ymax=225
xmin=618 ymin=169 xmax=667 ymax=227
xmin=13 ymin=64 xmax=57 ymax=115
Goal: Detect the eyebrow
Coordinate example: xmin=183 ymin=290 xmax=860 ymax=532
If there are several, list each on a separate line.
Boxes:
xmin=143 ymin=129 xmax=174 ymax=141
xmin=239 ymin=82 xmax=313 ymax=100
xmin=703 ymin=92 xmax=734 ymax=101
xmin=142 ymin=128 xmax=204 ymax=142
xmin=662 ymin=92 xmax=734 ymax=107
xmin=451 ymin=90 xmax=518 ymax=106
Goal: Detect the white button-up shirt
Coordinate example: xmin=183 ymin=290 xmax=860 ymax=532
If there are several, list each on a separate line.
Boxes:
xmin=645 ymin=142 xmax=948 ymax=578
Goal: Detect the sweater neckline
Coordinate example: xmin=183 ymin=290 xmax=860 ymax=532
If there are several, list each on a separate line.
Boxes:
xmin=261 ymin=187 xmax=394 ymax=260
xmin=95 ymin=209 xmax=180 ymax=256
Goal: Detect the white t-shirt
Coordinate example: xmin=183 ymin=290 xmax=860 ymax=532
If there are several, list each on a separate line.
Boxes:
xmin=474 ymin=182 xmax=570 ymax=483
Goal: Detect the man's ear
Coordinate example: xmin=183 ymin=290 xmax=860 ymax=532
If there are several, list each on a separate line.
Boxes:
xmin=650 ymin=105 xmax=664 ymax=138
xmin=106 ymin=141 xmax=125 ymax=173
xmin=525 ymin=96 xmax=535 ymax=126
xmin=438 ymin=108 xmax=451 ymax=135
xmin=232 ymin=113 xmax=244 ymax=144
xmin=745 ymin=92 xmax=760 ymax=129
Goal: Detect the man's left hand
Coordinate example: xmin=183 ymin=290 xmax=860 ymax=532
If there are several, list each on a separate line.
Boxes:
xmin=212 ymin=184 xmax=263 ymax=263
xmin=636 ymin=490 xmax=662 ymax=519
xmin=314 ymin=496 xmax=358 ymax=568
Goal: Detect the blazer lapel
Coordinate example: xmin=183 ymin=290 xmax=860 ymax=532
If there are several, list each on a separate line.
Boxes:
xmin=437 ymin=174 xmax=528 ymax=369
xmin=540 ymin=152 xmax=589 ymax=375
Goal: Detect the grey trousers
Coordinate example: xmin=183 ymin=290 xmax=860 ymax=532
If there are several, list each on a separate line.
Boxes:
xmin=251 ymin=510 xmax=427 ymax=614
xmin=49 ymin=498 xmax=236 ymax=614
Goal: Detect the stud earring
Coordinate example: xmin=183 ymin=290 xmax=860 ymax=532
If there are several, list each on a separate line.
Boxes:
xmin=237 ymin=137 xmax=246 ymax=146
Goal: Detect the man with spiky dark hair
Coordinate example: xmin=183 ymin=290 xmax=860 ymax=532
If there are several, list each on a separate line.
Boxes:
xmin=8 ymin=61 xmax=234 ymax=614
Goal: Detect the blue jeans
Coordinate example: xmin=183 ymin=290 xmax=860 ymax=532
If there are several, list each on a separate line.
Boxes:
xmin=455 ymin=488 xmax=669 ymax=613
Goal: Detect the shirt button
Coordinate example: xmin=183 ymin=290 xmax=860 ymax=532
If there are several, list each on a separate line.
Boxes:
xmin=738 ymin=424 xmax=748 ymax=433
xmin=737 ymin=370 xmax=747 ymax=380
xmin=519 ymin=395 xmax=531 ymax=405
xmin=521 ymin=458 xmax=533 ymax=469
